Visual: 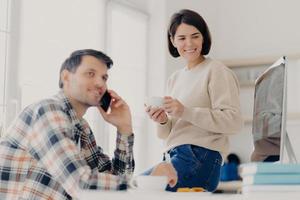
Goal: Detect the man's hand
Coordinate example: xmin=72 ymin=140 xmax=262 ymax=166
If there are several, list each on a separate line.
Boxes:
xmin=98 ymin=90 xmax=132 ymax=135
xmin=150 ymin=162 xmax=178 ymax=188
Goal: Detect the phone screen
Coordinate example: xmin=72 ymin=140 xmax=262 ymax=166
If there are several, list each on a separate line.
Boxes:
xmin=99 ymin=91 xmax=111 ymax=112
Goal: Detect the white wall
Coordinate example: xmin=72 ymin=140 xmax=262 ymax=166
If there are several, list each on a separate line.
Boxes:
xmin=18 ymin=0 xmax=106 ymax=105
xmin=165 ymin=0 xmax=300 ymax=63
xmin=105 ymin=1 xmax=150 ymax=173
xmin=5 ymin=0 xmax=107 ymax=127
xmin=0 ymin=0 xmax=10 ymax=136
xmin=142 ymin=0 xmax=168 ymax=170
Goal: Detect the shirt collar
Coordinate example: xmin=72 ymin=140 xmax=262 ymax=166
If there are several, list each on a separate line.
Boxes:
xmin=54 ymin=90 xmax=85 ymax=128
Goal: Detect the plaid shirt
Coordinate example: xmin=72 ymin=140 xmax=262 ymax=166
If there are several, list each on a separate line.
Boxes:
xmin=0 ymin=91 xmax=134 ymax=200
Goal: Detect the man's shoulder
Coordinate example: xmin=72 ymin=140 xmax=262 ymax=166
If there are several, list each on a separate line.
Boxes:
xmin=7 ymin=97 xmax=69 ymax=132
xmin=25 ymin=97 xmax=65 ymax=117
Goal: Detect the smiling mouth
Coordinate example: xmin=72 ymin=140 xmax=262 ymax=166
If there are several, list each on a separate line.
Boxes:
xmin=184 ymin=48 xmax=197 ymax=53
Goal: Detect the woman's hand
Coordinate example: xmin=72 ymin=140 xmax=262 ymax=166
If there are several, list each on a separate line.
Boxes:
xmin=163 ymin=96 xmax=184 ymax=118
xmin=145 ymin=106 xmax=168 ymax=124
xmin=150 ymin=162 xmax=178 ymax=188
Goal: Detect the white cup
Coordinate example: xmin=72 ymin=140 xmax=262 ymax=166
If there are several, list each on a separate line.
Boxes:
xmin=145 ymin=96 xmax=164 ymax=108
xmin=133 ymin=176 xmax=167 ymax=191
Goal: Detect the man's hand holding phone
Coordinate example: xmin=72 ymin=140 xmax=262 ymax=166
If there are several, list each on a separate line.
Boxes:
xmin=98 ymin=90 xmax=133 ymax=135
xmin=99 ymin=90 xmax=111 ymax=112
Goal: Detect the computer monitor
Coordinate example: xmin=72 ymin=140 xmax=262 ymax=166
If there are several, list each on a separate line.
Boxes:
xmin=251 ymin=56 xmax=297 ymax=163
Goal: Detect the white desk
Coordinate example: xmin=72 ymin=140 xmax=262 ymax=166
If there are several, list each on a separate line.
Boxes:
xmin=78 ymin=190 xmax=300 ymax=200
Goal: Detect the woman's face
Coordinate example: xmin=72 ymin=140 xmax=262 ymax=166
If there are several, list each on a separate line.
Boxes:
xmin=171 ymin=23 xmax=204 ymax=64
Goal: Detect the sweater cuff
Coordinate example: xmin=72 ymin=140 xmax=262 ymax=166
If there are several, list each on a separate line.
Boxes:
xmin=158 ymin=118 xmax=170 ymax=127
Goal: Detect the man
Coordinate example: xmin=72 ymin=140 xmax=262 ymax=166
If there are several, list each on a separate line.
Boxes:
xmin=0 ymin=49 xmax=177 ymax=200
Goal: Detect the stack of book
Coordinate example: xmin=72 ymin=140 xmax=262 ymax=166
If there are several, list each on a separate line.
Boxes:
xmin=239 ymin=162 xmax=300 ymax=194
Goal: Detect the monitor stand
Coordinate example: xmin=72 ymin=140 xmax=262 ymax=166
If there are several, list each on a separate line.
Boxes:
xmin=281 ymin=132 xmax=298 ymax=163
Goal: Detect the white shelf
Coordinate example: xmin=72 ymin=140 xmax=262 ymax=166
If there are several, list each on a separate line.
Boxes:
xmin=223 ymin=54 xmax=300 ymax=68
xmin=243 ymin=112 xmax=300 ymax=124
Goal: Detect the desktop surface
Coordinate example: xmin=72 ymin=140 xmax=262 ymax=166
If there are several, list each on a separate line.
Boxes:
xmin=78 ymin=189 xmax=300 ymax=200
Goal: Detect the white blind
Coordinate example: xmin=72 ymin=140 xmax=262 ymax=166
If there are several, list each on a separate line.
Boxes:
xmin=106 ymin=1 xmax=148 ymax=172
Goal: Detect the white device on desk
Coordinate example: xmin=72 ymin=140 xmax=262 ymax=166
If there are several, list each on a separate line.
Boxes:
xmin=252 ymin=56 xmax=298 ymax=163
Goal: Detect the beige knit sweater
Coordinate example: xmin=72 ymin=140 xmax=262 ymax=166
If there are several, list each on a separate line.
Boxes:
xmin=157 ymin=58 xmax=244 ymax=159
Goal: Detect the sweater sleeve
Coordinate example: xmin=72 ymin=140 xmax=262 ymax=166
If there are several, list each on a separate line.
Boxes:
xmin=156 ymin=72 xmax=178 ymax=139
xmin=181 ymin=65 xmax=244 ymax=134
xmin=156 ymin=118 xmax=172 ymax=139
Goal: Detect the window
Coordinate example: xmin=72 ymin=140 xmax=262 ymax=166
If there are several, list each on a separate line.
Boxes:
xmin=106 ymin=1 xmax=148 ymax=171
xmin=16 ymin=0 xmax=107 ymax=144
xmin=0 ymin=0 xmax=10 ymax=136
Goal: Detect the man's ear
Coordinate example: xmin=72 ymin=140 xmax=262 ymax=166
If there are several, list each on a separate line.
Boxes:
xmin=61 ymin=69 xmax=70 ymax=87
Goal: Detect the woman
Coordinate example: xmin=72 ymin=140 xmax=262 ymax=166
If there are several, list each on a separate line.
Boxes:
xmin=145 ymin=9 xmax=243 ymax=192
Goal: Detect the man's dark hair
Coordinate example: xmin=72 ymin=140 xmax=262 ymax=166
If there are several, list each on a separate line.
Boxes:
xmin=59 ymin=49 xmax=113 ymax=88
xmin=167 ymin=9 xmax=212 ymax=57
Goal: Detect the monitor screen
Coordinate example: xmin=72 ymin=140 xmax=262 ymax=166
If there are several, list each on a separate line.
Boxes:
xmin=251 ymin=57 xmax=286 ymax=162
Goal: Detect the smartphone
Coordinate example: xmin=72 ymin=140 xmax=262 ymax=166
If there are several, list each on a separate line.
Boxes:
xmin=99 ymin=90 xmax=111 ymax=112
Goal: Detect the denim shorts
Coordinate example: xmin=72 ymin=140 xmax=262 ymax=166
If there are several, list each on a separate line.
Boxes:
xmin=142 ymin=144 xmax=222 ymax=192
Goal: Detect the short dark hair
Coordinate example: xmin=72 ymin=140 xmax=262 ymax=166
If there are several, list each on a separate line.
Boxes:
xmin=59 ymin=49 xmax=113 ymax=88
xmin=167 ymin=9 xmax=212 ymax=57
